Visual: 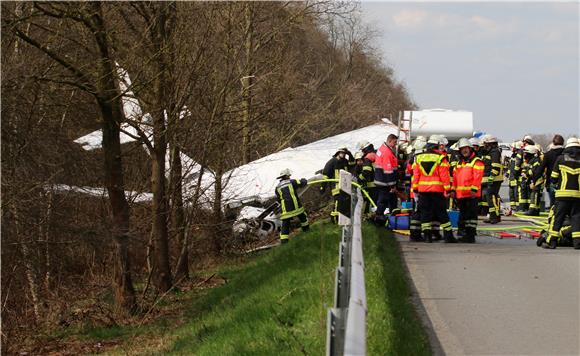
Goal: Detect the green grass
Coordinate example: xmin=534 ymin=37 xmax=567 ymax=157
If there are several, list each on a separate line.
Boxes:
xmin=95 ymin=221 xmax=430 ymax=355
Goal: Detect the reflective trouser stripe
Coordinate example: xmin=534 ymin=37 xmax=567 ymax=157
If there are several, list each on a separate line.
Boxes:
xmin=440 ymin=222 xmax=452 ymax=231
xmin=421 ymin=222 xmax=432 ymax=231
xmin=330 ymin=199 xmax=339 ymax=217
xmin=280 ymin=234 xmax=289 ymax=240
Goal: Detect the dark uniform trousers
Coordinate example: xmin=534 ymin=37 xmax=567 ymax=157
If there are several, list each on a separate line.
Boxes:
xmin=548 ymin=199 xmax=580 ymax=244
xmin=418 ymin=192 xmax=453 ymax=239
xmin=487 ymin=181 xmax=502 ymax=219
xmin=280 ymin=212 xmax=309 ymax=240
xmin=457 ymin=198 xmax=478 ymax=238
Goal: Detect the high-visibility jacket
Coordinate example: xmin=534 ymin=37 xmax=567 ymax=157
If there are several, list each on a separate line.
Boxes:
xmin=508 ymin=151 xmax=519 ymax=187
xmin=550 ymin=147 xmax=580 ymax=199
xmin=355 ymin=158 xmax=375 ymax=188
xmin=513 ymin=149 xmax=524 ymax=181
xmin=489 ymin=146 xmax=504 ymax=183
xmin=374 ymin=143 xmax=398 ymax=187
xmin=412 ymin=150 xmax=451 ymax=193
xmin=275 ymin=178 xmax=307 ymax=219
xmin=525 ymin=156 xmax=544 ymax=189
xmin=449 ymin=151 xmax=460 ymax=182
xmin=481 ymin=148 xmax=492 ymax=183
xmin=452 ymin=153 xmax=484 ymax=199
xmin=322 ymin=156 xmax=351 ymax=196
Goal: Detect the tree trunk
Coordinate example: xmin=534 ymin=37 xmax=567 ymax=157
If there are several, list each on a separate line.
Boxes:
xmin=241 ymin=3 xmax=254 ymax=164
xmin=150 ymin=136 xmax=172 ymax=291
xmin=91 ymin=2 xmax=137 ymax=313
xmin=170 ymin=145 xmax=189 ymax=281
xmin=149 ymin=2 xmax=175 ymax=292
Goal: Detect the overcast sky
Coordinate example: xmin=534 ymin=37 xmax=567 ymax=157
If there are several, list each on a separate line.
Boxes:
xmin=360 ymin=1 xmax=579 ymax=141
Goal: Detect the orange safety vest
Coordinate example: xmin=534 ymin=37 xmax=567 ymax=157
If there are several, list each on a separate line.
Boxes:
xmin=412 ymin=151 xmax=451 ymax=193
xmin=452 ymin=153 xmax=485 ymax=199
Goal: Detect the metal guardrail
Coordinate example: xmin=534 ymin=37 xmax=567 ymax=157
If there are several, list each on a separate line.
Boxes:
xmin=326 ymin=185 xmax=367 ymax=356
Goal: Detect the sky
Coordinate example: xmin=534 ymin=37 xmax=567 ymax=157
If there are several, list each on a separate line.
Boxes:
xmin=360 ymin=1 xmax=580 ymax=141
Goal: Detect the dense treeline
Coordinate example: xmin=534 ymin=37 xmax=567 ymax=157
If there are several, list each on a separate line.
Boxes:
xmin=1 ymin=1 xmax=414 ymax=351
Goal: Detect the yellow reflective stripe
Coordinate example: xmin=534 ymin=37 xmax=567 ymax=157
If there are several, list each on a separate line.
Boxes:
xmin=363 ymin=166 xmax=373 ymax=171
xmin=560 ymin=166 xmax=580 ymax=174
xmin=551 ymin=171 xmax=559 ymax=178
xmin=418 ymin=181 xmax=444 ymax=185
xmin=277 ymin=187 xmax=286 ymax=213
xmin=473 ymin=165 xmax=484 ymax=170
xmin=456 ymin=186 xmax=473 ymax=190
xmin=289 ymin=184 xmax=299 ymax=210
xmin=492 ymin=163 xmax=502 ymax=167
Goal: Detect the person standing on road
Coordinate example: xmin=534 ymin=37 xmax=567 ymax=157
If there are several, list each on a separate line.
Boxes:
xmin=322 ymin=147 xmax=354 ymax=223
xmin=412 ymin=135 xmax=456 ymax=243
xmin=451 ymin=138 xmax=484 ymax=243
xmin=535 ymin=134 xmax=565 ymax=208
xmin=515 ymin=136 xmax=535 ymax=211
xmin=508 ymin=141 xmax=522 ymax=213
xmin=543 ymin=138 xmax=580 ymax=249
xmin=275 ymin=169 xmax=310 ymax=244
xmin=482 ymin=135 xmax=503 ymax=224
xmin=523 ymin=145 xmax=544 ymax=216
xmin=373 ymin=134 xmax=399 ymax=224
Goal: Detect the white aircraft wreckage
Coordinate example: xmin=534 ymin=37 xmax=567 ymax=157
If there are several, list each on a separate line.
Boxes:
xmin=69 ymin=66 xmax=477 ymax=239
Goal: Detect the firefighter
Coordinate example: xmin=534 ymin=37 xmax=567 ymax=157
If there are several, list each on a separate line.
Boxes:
xmin=537 ymin=205 xmax=573 ymax=248
xmin=450 ymin=138 xmax=484 ymax=243
xmin=374 ymin=134 xmax=399 ymax=224
xmin=478 ymin=135 xmax=492 ymax=216
xmin=275 ymin=169 xmax=309 ymax=244
xmin=482 ymin=135 xmax=503 ymax=224
xmin=354 ymin=151 xmax=375 ymax=214
xmin=359 ymin=141 xmax=378 ymax=205
xmin=409 ymin=139 xmax=426 ymax=241
xmin=542 ymin=137 xmax=580 ymax=249
xmin=516 ymin=136 xmax=535 ymax=211
xmin=535 ymin=135 xmax=564 ymax=208
xmin=522 ymin=145 xmax=544 ymax=216
xmin=508 ymin=141 xmax=522 ymax=212
xmin=412 ymin=135 xmax=456 ymax=243
xmin=322 ymin=147 xmax=354 ymax=223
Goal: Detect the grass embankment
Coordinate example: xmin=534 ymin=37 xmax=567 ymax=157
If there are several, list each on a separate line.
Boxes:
xmin=96 ymin=221 xmax=430 ymax=355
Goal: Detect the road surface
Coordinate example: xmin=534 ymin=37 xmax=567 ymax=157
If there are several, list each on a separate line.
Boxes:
xmin=397 ymin=232 xmax=580 ymax=355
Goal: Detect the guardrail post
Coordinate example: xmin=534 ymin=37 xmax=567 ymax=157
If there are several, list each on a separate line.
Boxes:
xmin=327 ymin=171 xmax=366 ymax=356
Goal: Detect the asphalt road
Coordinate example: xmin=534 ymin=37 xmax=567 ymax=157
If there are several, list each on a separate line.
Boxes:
xmin=397 ymin=233 xmax=580 ymax=356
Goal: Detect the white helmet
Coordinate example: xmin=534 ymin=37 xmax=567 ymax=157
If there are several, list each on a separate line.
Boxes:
xmin=450 ymin=142 xmax=459 ymax=151
xmin=427 ymin=135 xmax=441 ymax=145
xmin=278 ymin=168 xmax=292 ymax=178
xmin=482 ymin=135 xmax=498 ymax=144
xmin=413 ymin=139 xmax=426 ymax=152
xmin=566 ymin=137 xmax=580 ymax=148
xmin=438 ymin=135 xmax=449 ymax=146
xmin=524 ymin=145 xmax=539 ymax=155
xmin=358 ymin=141 xmax=371 ymax=150
xmin=457 ymin=138 xmax=472 ymax=149
xmin=469 ymin=137 xmax=481 ymax=147
xmin=354 ymin=151 xmax=364 ymax=160
xmin=406 ymin=145 xmax=414 ymax=155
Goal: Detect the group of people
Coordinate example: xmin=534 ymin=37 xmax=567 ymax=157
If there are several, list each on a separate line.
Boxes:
xmin=506 ymin=135 xmax=580 ymax=249
xmin=274 ymin=131 xmax=579 ymax=249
